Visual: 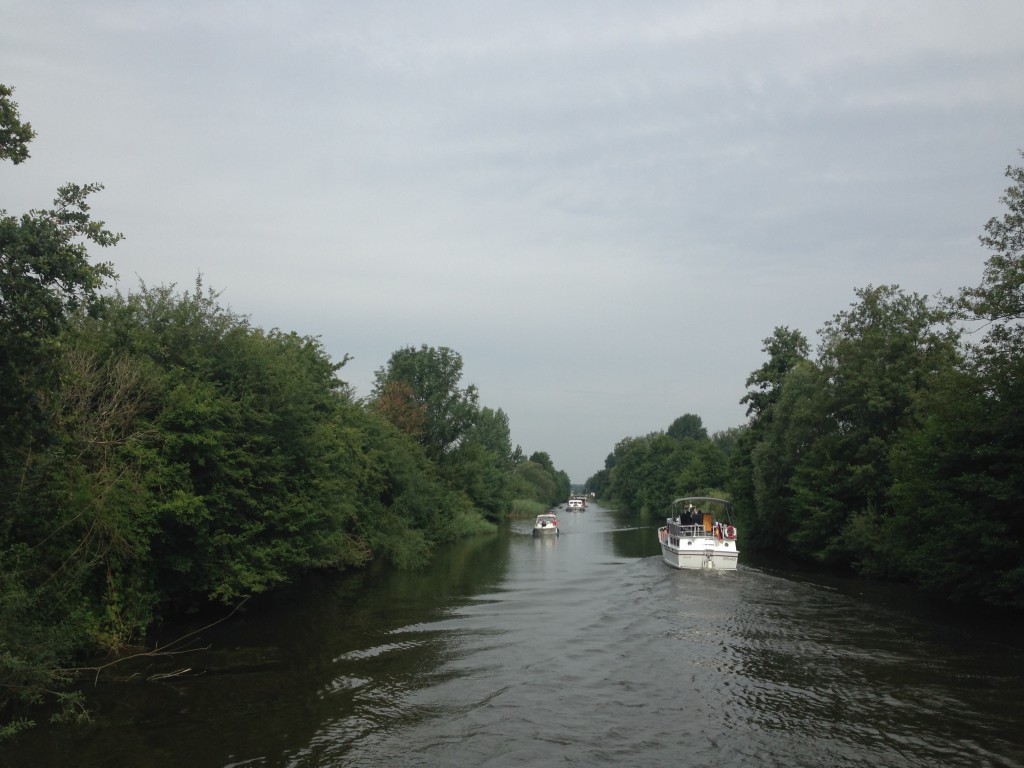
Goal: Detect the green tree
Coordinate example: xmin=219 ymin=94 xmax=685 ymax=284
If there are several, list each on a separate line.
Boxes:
xmin=729 ymin=327 xmax=812 ymax=543
xmin=747 ymin=360 xmax=828 ymax=552
xmin=711 ymin=426 xmax=743 ymax=456
xmin=667 ymin=413 xmax=707 ymax=441
xmin=337 ymin=404 xmax=489 ymax=569
xmin=529 ymin=451 xmax=554 ymax=473
xmin=48 ymin=330 xmax=164 ymax=646
xmin=740 ymin=326 xmax=811 ymax=419
xmin=888 ymin=153 xmax=1024 ymax=608
xmin=635 ymin=433 xmax=679 ymax=512
xmin=584 ymin=465 xmax=610 ymax=497
xmin=511 ymin=456 xmax=569 ymax=507
xmin=604 ymin=436 xmax=648 ymax=511
xmin=0 ymin=85 xmax=123 ymax=738
xmin=470 ymin=407 xmax=514 ymax=462
xmin=448 ymin=407 xmax=514 ymax=516
xmin=370 ymin=378 xmax=426 ymax=438
xmin=788 ymin=285 xmax=960 ymax=566
xmin=98 ymin=281 xmax=364 ymax=604
xmin=372 ymin=345 xmax=480 ymax=463
xmin=676 ymin=439 xmax=729 ymax=497
xmin=959 ymin=150 xmax=1024 ymax=324
xmin=0 ymin=84 xmax=36 ymax=164
xmin=602 ymin=413 xmax=731 ymax=514
xmin=0 ymin=183 xmax=121 ymax=460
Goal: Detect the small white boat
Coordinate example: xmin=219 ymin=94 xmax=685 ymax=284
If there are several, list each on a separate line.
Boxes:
xmin=566 ymin=497 xmax=585 ymax=511
xmin=657 ymin=497 xmax=738 ymax=570
xmin=533 ymin=513 xmax=559 ymax=536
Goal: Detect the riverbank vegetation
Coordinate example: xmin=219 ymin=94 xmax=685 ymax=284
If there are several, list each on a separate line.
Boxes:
xmin=587 ymin=152 xmax=1024 ymax=614
xmin=0 ymin=86 xmax=569 ymax=738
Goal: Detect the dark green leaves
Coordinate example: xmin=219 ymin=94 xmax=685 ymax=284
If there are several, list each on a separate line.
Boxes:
xmin=0 ymin=84 xmax=36 ymax=165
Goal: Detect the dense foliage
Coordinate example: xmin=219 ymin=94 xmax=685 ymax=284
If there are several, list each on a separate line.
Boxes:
xmin=586 ymin=414 xmax=735 ymax=514
xmin=369 ymin=344 xmax=570 ymax=513
xmin=589 ymin=152 xmax=1024 ymax=613
xmin=0 ymin=86 xmax=571 ymax=738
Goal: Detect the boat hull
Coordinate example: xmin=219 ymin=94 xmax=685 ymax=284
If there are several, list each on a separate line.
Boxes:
xmin=658 ymin=526 xmax=738 ymax=570
xmin=660 ymin=541 xmax=737 ymax=570
xmin=533 ymin=527 xmax=558 ymax=537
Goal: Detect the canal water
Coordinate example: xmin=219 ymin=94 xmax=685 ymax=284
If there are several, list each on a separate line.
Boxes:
xmin=4 ymin=503 xmax=1024 ymax=767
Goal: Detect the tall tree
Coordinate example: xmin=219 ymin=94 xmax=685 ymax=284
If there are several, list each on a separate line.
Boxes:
xmin=788 ymin=285 xmax=960 ymax=565
xmin=370 ymin=379 xmax=426 ymax=438
xmin=959 ymin=150 xmax=1024 ymax=324
xmin=0 ymin=84 xmax=122 ymax=738
xmin=889 ymin=153 xmax=1024 ymax=608
xmin=0 ymin=183 xmax=121 ymax=456
xmin=372 ymin=345 xmax=479 ymax=463
xmin=448 ymin=407 xmax=514 ymax=516
xmin=730 ymin=326 xmax=812 ymax=542
xmin=747 ymin=360 xmax=828 ymax=552
xmin=740 ymin=326 xmax=811 ymax=420
xmin=667 ymin=413 xmax=708 ymax=442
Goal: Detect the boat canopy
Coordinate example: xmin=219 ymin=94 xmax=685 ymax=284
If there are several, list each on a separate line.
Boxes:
xmin=671 ymin=496 xmax=733 ymax=507
xmin=670 ymin=497 xmax=734 ymax=522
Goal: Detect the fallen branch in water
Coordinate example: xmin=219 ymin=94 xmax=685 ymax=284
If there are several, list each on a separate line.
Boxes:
xmin=147 ymin=667 xmax=203 ymax=682
xmin=69 ymin=596 xmax=250 ymax=685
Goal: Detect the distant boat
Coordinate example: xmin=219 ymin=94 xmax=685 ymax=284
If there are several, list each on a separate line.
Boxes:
xmin=657 ymin=497 xmax=738 ymax=570
xmin=566 ymin=497 xmax=585 ymax=511
xmin=533 ymin=513 xmax=559 ymax=537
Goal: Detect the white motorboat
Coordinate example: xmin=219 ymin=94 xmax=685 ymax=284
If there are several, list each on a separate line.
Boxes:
xmin=657 ymin=497 xmax=738 ymax=570
xmin=533 ymin=513 xmax=559 ymax=536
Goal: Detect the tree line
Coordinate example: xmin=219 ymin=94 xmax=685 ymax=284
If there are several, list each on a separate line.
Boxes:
xmin=587 ymin=152 xmax=1024 ymax=615
xmin=0 ymin=86 xmax=569 ymax=738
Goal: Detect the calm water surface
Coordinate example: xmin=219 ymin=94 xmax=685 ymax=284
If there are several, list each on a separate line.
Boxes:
xmin=5 ymin=504 xmax=1023 ymax=767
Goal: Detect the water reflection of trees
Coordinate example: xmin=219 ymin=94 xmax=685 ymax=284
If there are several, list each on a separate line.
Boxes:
xmin=4 ymin=530 xmax=513 ymax=768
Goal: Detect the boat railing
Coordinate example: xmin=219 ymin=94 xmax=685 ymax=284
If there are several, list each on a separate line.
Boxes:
xmin=667 ymin=522 xmax=713 ymax=539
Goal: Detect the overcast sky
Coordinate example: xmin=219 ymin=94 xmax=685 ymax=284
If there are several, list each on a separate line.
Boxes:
xmin=3 ymin=2 xmax=1023 ymax=482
